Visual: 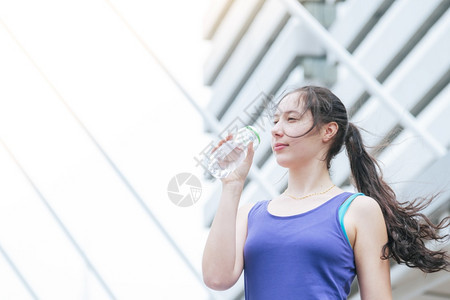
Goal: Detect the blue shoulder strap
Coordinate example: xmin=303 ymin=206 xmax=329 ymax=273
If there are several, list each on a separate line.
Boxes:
xmin=339 ymin=193 xmax=365 ymax=246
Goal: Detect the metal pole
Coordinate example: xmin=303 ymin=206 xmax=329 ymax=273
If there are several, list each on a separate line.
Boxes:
xmin=0 ymin=241 xmax=39 ymax=300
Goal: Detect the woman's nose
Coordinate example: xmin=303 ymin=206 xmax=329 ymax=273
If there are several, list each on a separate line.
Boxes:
xmin=271 ymin=122 xmax=284 ymax=137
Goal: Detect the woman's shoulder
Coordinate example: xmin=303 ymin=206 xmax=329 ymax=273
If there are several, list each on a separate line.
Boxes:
xmin=347 ymin=194 xmax=385 ymax=225
xmin=238 ymin=200 xmax=268 ymax=217
xmin=240 ymin=200 xmax=268 ymax=210
xmin=350 ymin=194 xmax=382 ymax=213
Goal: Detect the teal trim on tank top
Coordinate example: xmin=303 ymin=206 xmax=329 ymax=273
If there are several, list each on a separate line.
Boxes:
xmin=338 ymin=193 xmax=365 ymax=245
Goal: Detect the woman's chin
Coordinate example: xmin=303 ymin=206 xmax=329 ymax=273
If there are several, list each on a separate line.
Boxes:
xmin=275 ymin=156 xmax=294 ymax=168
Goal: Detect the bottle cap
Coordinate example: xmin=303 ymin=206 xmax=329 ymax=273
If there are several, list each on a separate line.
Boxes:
xmin=245 ymin=126 xmax=261 ymax=144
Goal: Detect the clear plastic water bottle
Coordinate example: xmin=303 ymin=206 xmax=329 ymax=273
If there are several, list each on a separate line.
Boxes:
xmin=207 ymin=126 xmax=260 ymax=179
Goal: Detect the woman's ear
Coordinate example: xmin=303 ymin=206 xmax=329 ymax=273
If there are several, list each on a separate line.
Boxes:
xmin=322 ymin=122 xmax=339 ymax=143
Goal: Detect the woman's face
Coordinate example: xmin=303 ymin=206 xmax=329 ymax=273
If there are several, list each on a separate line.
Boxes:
xmin=271 ymin=93 xmax=325 ymax=168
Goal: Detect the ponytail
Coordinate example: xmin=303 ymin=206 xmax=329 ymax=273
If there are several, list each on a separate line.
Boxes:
xmin=345 ymin=122 xmax=449 ymax=273
xmin=279 ymin=86 xmax=449 ymax=272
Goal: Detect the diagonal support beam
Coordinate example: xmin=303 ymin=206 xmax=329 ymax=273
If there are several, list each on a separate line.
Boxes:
xmin=0 ymin=241 xmax=39 ymax=300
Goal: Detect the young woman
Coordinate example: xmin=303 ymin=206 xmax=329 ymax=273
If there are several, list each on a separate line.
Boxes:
xmin=202 ymin=86 xmax=449 ymax=299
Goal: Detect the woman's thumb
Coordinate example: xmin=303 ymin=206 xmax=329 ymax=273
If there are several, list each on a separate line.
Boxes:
xmin=245 ymin=142 xmax=255 ymax=163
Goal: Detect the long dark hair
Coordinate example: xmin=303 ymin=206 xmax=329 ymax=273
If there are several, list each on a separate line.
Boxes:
xmin=276 ymin=85 xmax=449 ymax=273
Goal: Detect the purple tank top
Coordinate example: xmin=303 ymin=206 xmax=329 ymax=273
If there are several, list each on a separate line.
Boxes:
xmin=243 ymin=192 xmax=356 ymax=299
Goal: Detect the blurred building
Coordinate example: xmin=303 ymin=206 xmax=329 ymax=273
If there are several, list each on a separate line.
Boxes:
xmin=201 ymin=0 xmax=450 ymax=299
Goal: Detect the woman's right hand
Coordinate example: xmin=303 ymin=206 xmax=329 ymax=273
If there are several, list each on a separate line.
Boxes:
xmin=210 ymin=134 xmax=255 ymax=185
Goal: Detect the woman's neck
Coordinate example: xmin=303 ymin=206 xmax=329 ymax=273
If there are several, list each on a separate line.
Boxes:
xmin=286 ymin=159 xmax=333 ymax=196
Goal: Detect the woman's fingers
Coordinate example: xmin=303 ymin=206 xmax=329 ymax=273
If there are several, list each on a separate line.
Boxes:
xmin=210 ymin=133 xmax=233 ymax=154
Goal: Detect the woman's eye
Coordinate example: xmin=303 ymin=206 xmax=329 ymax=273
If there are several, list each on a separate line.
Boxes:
xmin=288 ymin=118 xmax=297 ymax=122
xmin=273 ymin=120 xmax=279 ymax=124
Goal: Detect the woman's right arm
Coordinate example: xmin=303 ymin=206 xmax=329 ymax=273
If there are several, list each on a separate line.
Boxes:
xmin=202 ymin=183 xmax=254 ymax=290
xmin=202 ymin=140 xmax=255 ymax=290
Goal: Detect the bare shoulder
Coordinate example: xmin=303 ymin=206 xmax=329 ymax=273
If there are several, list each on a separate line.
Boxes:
xmin=347 ymin=195 xmax=387 ymax=234
xmin=237 ymin=201 xmax=257 ymax=218
xmin=349 ymin=195 xmax=383 ymax=216
xmin=236 ymin=202 xmax=257 ymax=242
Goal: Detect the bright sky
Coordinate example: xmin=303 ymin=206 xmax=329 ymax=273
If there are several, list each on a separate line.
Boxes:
xmin=0 ymin=0 xmax=216 ymax=299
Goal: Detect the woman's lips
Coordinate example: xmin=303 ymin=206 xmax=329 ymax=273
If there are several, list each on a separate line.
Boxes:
xmin=274 ymin=143 xmax=288 ymax=151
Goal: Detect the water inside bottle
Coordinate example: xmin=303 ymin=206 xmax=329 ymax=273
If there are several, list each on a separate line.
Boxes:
xmin=207 ymin=126 xmax=260 ymax=178
xmin=207 ymin=141 xmax=246 ymax=178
